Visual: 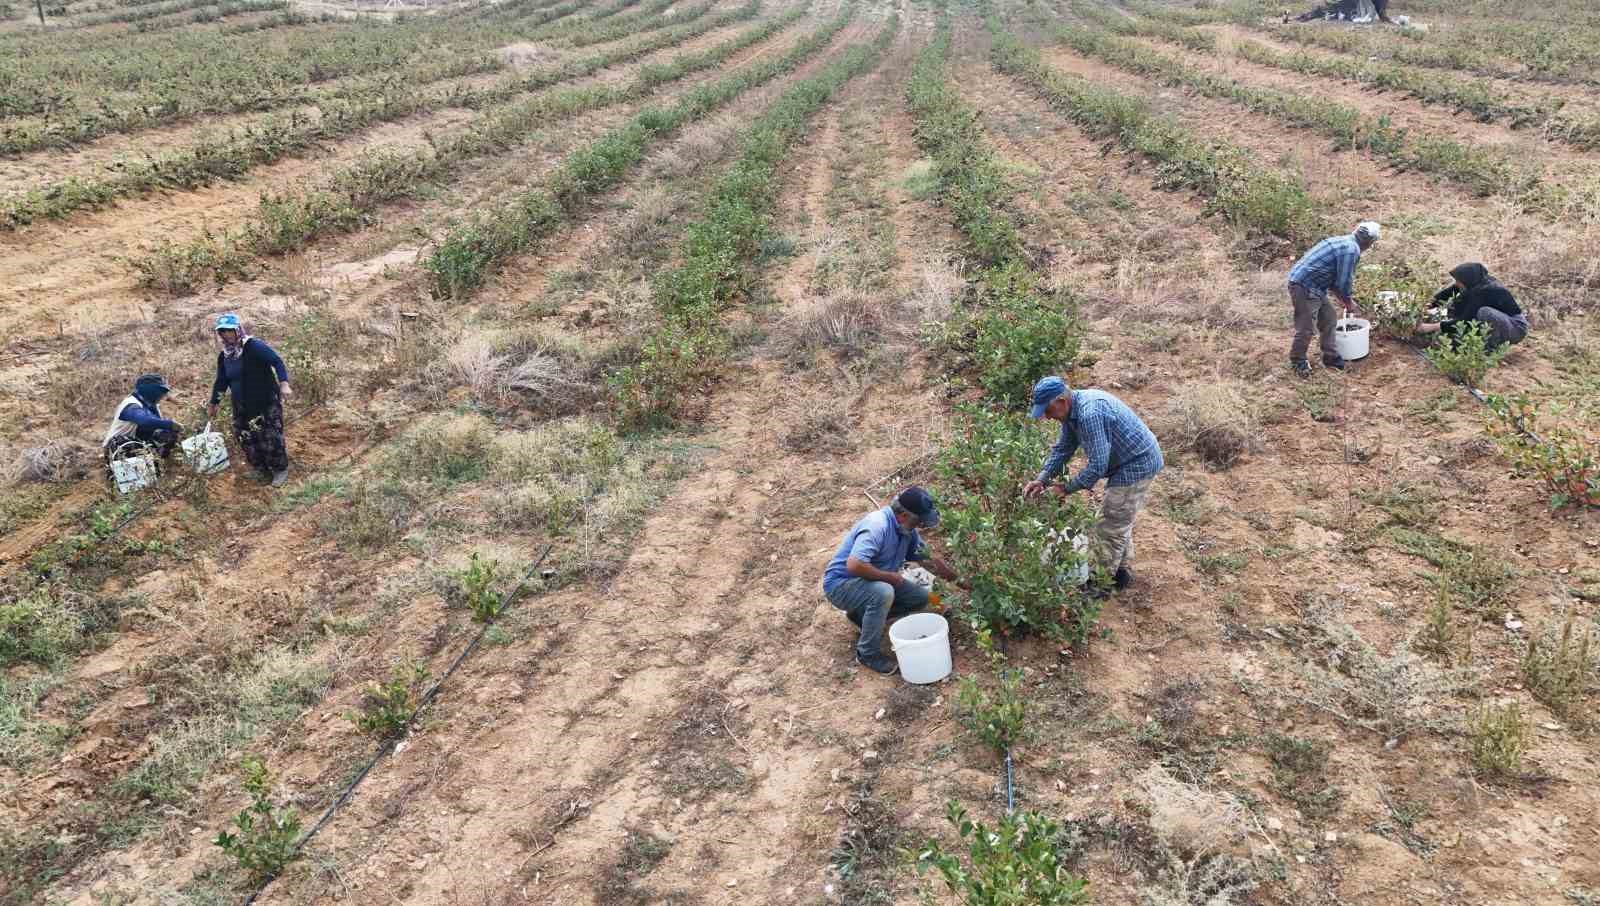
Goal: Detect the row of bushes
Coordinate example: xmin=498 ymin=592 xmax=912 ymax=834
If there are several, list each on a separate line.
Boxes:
xmin=1057 ymin=26 xmax=1526 ymax=200
xmin=608 ymin=13 xmax=900 ymax=424
xmin=423 ymin=6 xmax=856 ymax=299
xmin=988 ymin=24 xmax=1324 ymax=249
xmin=130 ymin=2 xmax=798 ymax=293
xmin=1065 ymin=0 xmax=1216 ymax=53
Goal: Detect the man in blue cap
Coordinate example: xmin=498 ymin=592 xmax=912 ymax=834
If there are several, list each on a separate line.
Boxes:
xmin=1023 ymin=376 xmax=1163 ymax=593
xmin=101 ymin=373 xmax=182 ymax=462
xmin=821 ymin=486 xmax=964 ymax=675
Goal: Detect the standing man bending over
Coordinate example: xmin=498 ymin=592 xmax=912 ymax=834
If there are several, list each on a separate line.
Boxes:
xmin=1287 ymin=221 xmax=1381 ymax=377
xmin=822 ymin=486 xmax=964 ymax=675
xmin=1022 ymin=377 xmax=1163 ymax=594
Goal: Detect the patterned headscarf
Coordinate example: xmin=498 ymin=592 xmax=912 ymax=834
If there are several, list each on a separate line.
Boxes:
xmin=216 ymin=313 xmax=251 ymax=360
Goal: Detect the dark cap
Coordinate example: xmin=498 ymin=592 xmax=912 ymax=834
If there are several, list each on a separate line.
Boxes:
xmin=893 ymin=485 xmax=939 ymax=529
xmin=1029 ymin=376 xmax=1067 ymax=419
xmin=134 ymin=373 xmax=171 ymax=399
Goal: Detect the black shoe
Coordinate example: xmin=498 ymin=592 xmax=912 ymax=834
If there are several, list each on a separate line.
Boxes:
xmin=856 ymin=652 xmax=898 ymax=675
xmin=1323 ymin=355 xmax=1346 ymax=371
xmin=1114 ymin=566 xmax=1132 ymax=590
xmin=1291 ymin=359 xmax=1312 ymax=378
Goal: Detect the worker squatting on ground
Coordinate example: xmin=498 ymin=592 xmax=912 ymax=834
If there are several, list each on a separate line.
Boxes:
xmin=1022 ymin=377 xmax=1164 ymax=594
xmin=1417 ymin=262 xmax=1529 ymax=352
xmin=207 ymin=313 xmax=294 ymax=487
xmin=1287 ymin=221 xmax=1381 ymax=378
xmin=102 ymin=374 xmax=182 ymax=464
xmin=1296 ymin=0 xmax=1392 ymax=23
xmin=822 ymin=487 xmax=966 ymax=675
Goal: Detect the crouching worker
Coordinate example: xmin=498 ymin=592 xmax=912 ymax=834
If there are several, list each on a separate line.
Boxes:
xmin=1417 ymin=263 xmax=1527 ymax=353
xmin=822 ymin=486 xmax=964 ymax=676
xmin=207 ymin=313 xmax=293 ymax=487
xmin=1023 ymin=377 xmax=1163 ymax=594
xmin=102 ymin=373 xmax=182 ymax=464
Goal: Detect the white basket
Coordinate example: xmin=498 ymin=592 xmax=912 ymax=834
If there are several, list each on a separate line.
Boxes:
xmin=109 ymin=443 xmax=157 ymax=494
xmin=180 ymin=422 xmax=229 ymax=474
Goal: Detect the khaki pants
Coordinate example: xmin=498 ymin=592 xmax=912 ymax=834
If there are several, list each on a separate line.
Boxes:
xmin=1289 ymin=282 xmax=1339 ymax=362
xmin=1092 ymin=478 xmax=1153 ymax=574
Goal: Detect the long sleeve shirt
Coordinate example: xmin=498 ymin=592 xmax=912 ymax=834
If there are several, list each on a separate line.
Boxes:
xmin=118 ymin=400 xmax=178 ymax=434
xmin=1038 ymin=390 xmax=1164 ymax=491
xmin=211 ymin=338 xmax=289 ymax=416
xmin=1288 ymin=234 xmax=1362 ymax=300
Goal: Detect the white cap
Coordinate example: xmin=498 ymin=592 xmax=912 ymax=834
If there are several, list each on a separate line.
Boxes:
xmin=1356 ymin=221 xmax=1382 ymax=241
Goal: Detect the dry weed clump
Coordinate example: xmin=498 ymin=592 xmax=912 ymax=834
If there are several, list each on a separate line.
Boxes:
xmin=17 ymin=441 xmax=93 ymax=483
xmin=1297 ymin=599 xmax=1477 ymax=740
xmin=1137 ymin=851 xmax=1257 ymax=906
xmin=909 ymin=256 xmax=964 ymax=322
xmin=785 ymin=290 xmax=885 ymax=364
xmin=1160 ymin=381 xmax=1260 ymax=469
xmin=1135 ymin=764 xmax=1245 ymax=856
xmin=444 ymin=331 xmax=588 ymax=411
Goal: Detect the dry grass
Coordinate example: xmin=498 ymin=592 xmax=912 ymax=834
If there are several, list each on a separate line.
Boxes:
xmin=909 ymin=256 xmax=965 ymax=322
xmin=1159 ymin=380 xmax=1261 ymax=470
xmin=1135 ymin=764 xmax=1246 ymax=856
xmin=443 ymin=330 xmax=588 ymax=411
xmin=19 ymin=441 xmax=94 ymax=483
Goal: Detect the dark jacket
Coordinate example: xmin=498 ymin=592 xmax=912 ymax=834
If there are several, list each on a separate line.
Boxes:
xmin=1434 ymin=263 xmax=1520 ymax=339
xmin=211 ymin=337 xmax=289 ymax=418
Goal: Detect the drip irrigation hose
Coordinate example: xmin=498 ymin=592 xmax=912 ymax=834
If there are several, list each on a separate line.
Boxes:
xmin=242 ymin=539 xmax=558 ymax=905
xmin=1003 ymin=748 xmax=1015 ymax=816
xmin=1406 ymin=345 xmax=1546 ymax=445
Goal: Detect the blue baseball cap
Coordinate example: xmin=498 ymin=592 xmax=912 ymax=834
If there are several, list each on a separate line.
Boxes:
xmin=894 ymin=485 xmax=939 ymax=529
xmin=1029 ymin=376 xmax=1068 ymax=418
xmin=134 ymin=373 xmax=171 ymax=399
xmin=214 ymin=312 xmax=241 ymax=332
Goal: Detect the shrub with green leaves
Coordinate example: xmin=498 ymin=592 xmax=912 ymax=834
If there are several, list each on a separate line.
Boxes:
xmin=934 ymin=406 xmax=1100 ymax=642
xmin=1486 ymin=395 xmax=1600 ymax=509
xmin=1469 ymin=702 xmax=1527 ymax=777
xmin=352 ymin=662 xmax=429 ymax=738
xmin=956 ymin=667 xmax=1026 ymax=755
xmin=1425 ymin=321 xmax=1508 ymax=388
xmin=915 ymin=801 xmax=1090 ymax=906
xmin=457 ymin=552 xmax=503 ymax=623
xmin=1354 ymin=259 xmax=1442 ymax=339
xmin=215 ymin=756 xmax=302 ymax=883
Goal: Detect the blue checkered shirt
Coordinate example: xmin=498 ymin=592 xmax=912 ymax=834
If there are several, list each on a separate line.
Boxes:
xmin=1038 ymin=390 xmax=1164 ymax=491
xmin=1288 ymin=234 xmax=1362 ymax=299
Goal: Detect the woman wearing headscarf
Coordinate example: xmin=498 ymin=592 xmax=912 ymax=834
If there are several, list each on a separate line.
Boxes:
xmin=206 ymin=313 xmax=293 ymax=486
xmin=1417 ymin=263 xmax=1528 ymax=352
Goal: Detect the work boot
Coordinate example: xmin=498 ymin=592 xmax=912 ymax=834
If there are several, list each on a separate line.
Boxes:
xmin=855 ymin=651 xmax=898 ymax=675
xmin=1291 ymin=359 xmax=1313 ymax=378
xmin=1114 ymin=566 xmax=1133 ymax=590
xmin=271 ymin=469 xmax=289 ymax=488
xmin=1323 ymin=354 xmax=1346 ymax=371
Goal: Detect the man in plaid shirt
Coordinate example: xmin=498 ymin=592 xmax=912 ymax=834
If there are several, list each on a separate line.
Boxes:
xmin=1023 ymin=377 xmax=1163 ymax=594
xmin=1286 ymin=221 xmax=1380 ymax=377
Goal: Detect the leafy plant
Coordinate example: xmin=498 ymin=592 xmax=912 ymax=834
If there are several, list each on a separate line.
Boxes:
xmin=934 ymin=406 xmax=1100 ymax=642
xmin=352 ymin=661 xmax=429 ymax=738
xmin=214 ymin=756 xmax=302 ymax=883
xmin=457 ymin=552 xmax=503 ymax=623
xmin=956 ymin=666 xmax=1026 ymax=755
xmin=1521 ymin=617 xmax=1596 ymax=723
xmin=1354 ymin=260 xmax=1441 ymax=339
xmin=914 ymin=801 xmax=1090 ymax=906
xmin=1469 ymin=702 xmax=1527 ymax=777
xmin=1426 ymin=321 xmax=1508 ymax=387
xmin=1486 ymin=395 xmax=1600 ymax=509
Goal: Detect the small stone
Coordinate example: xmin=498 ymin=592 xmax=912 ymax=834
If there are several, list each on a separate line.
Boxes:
xmin=1542 ymin=722 xmax=1563 ymax=731
xmin=1296 ymin=855 xmax=1307 ymax=864
xmin=831 ymin=768 xmax=842 ymax=782
xmin=612 ymin=672 xmax=624 ymax=680
xmin=726 ymin=880 xmax=737 ymax=888
xmin=824 ymin=884 xmax=835 ymax=895
xmin=629 ymin=733 xmax=639 ymax=741
xmin=1267 ymin=817 xmax=1284 ymax=831
xmin=1559 ymin=567 xmax=1570 ymax=575
xmin=1324 ymin=831 xmax=1338 ymax=843
xmin=863 ymin=750 xmax=878 ymax=763
xmin=874 ymin=708 xmax=886 ymax=721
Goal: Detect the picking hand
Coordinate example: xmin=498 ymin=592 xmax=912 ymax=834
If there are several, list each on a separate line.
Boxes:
xmin=1023 ymin=480 xmax=1045 ymax=499
xmin=207 ymin=403 xmax=219 ymax=420
xmin=279 ymin=383 xmax=293 ymax=399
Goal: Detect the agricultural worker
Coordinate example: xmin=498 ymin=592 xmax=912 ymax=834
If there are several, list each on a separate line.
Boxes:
xmin=1416 ymin=262 xmax=1527 ymax=352
xmin=102 ymin=373 xmax=182 ymax=463
xmin=822 ymin=486 xmax=965 ymax=676
xmin=206 ymin=313 xmax=293 ymax=487
xmin=1286 ymin=221 xmax=1381 ymax=377
xmin=1022 ymin=377 xmax=1163 ymax=594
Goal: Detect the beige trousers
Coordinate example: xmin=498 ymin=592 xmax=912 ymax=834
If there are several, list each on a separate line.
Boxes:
xmin=1093 ymin=478 xmax=1153 ymax=574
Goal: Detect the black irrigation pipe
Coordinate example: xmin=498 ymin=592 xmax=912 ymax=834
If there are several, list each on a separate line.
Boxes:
xmin=242 ymin=538 xmax=559 ymax=905
xmin=1003 ymin=749 xmax=1015 ymax=816
xmin=1404 ymin=345 xmax=1547 ymax=445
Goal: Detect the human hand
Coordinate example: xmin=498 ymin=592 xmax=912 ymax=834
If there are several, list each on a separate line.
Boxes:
xmin=207 ymin=403 xmax=219 ymax=419
xmin=1048 ymin=485 xmax=1069 ymax=500
xmin=279 ymin=383 xmax=293 ymax=399
xmin=1023 ymin=480 xmax=1045 ymax=500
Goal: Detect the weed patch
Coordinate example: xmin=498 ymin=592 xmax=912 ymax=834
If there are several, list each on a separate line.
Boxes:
xmin=1521 ymin=617 xmax=1596 ymax=724
xmin=1262 ymin=733 xmax=1342 ymax=819
xmin=1469 ymin=701 xmax=1528 ymax=777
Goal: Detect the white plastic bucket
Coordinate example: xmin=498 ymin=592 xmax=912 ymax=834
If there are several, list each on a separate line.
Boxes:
xmin=180 ymin=422 xmax=229 ymax=474
xmin=1334 ymin=317 xmax=1371 ymax=361
xmin=889 ymin=612 xmax=951 ymax=684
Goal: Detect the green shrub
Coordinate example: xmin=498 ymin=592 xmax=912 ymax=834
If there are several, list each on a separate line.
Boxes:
xmin=1355 ymin=260 xmax=1441 ymax=339
xmin=914 ymin=801 xmax=1090 ymax=906
xmin=352 ymin=662 xmax=428 ymax=738
xmin=1486 ymin=395 xmax=1600 ymax=509
xmin=456 ymin=553 xmax=503 ymax=623
xmin=1521 ymin=617 xmax=1595 ymax=722
xmin=214 ymin=756 xmax=302 ymax=883
xmin=934 ymin=407 xmax=1101 ymax=642
xmin=956 ymin=667 xmax=1026 ymax=755
xmin=1469 ymin=702 xmax=1527 ymax=777
xmin=969 ymin=265 xmax=1080 ymax=405
xmin=1425 ymin=321 xmax=1508 ymax=387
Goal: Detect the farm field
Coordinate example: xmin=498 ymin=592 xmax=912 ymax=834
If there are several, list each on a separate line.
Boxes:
xmin=0 ymin=0 xmax=1596 ymax=903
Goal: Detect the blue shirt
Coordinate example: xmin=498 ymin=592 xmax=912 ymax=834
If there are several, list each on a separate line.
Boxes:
xmin=1288 ymin=234 xmax=1362 ymax=299
xmin=1038 ymin=390 xmax=1164 ymax=491
xmin=821 ymin=507 xmax=925 ymax=594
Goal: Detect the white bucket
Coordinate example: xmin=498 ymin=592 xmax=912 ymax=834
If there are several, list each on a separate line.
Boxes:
xmin=889 ymin=612 xmax=951 ymax=684
xmin=1334 ymin=317 xmax=1371 ymax=361
xmin=180 ymin=422 xmax=229 ymax=474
